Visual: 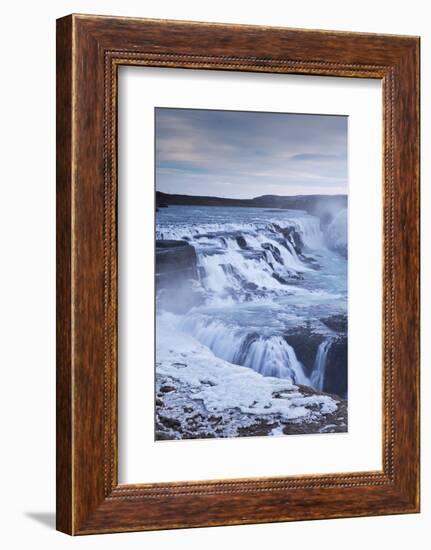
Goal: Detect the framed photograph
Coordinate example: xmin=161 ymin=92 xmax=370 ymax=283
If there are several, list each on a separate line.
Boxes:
xmin=56 ymin=14 xmax=420 ymax=535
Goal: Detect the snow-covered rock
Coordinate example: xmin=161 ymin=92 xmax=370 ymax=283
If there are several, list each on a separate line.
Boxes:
xmin=155 ymin=314 xmax=347 ymax=440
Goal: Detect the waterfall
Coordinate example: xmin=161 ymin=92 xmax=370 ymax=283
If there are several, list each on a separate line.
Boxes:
xmin=156 ymin=218 xmax=323 ymax=301
xmin=242 ymin=336 xmax=309 ymax=384
xmin=180 ymin=315 xmax=310 ymax=384
xmin=292 ymin=217 xmax=323 ymax=249
xmin=157 ymin=208 xmax=337 ymax=390
xmin=310 ymin=340 xmax=333 ymax=391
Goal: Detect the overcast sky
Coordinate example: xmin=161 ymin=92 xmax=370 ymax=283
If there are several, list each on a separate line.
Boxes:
xmin=155 ymin=108 xmax=348 ymax=199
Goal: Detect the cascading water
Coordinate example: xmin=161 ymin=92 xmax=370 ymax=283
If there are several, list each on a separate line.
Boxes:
xmin=157 ymin=215 xmax=320 ymax=300
xmin=179 ymin=314 xmax=310 ymax=384
xmin=310 ymin=340 xmax=333 ymax=391
xmin=242 ymin=336 xmax=309 ymax=383
xmin=156 ymin=205 xmax=347 ymax=392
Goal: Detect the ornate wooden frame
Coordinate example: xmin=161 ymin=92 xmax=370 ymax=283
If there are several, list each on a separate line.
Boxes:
xmin=56 ymin=14 xmax=420 ymax=535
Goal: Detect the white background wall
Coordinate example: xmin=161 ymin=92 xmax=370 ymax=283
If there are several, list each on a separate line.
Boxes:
xmin=0 ymin=1 xmax=428 ymax=548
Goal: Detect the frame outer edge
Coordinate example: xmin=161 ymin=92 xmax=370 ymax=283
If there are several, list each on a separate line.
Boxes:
xmin=56 ymin=14 xmax=74 ymax=535
xmin=57 ymin=14 xmax=421 ymax=535
xmin=393 ymin=38 xmax=420 ymax=511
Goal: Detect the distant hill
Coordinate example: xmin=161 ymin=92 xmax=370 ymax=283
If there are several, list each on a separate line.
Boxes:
xmin=156 ymin=191 xmax=347 ymax=225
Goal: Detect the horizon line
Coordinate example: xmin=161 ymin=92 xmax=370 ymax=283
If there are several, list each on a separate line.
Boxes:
xmin=156 ymin=190 xmax=348 ymax=200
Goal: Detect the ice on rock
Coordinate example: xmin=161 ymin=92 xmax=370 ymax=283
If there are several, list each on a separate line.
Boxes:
xmin=157 ymin=313 xmax=338 ymax=427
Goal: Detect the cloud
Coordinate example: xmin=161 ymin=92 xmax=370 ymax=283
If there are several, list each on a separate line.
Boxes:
xmin=290 ymin=153 xmax=342 ymax=162
xmin=155 ymin=108 xmax=348 ymax=198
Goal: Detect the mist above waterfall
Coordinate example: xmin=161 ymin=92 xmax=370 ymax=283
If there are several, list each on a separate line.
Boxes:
xmin=325 ymin=208 xmax=348 ymax=257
